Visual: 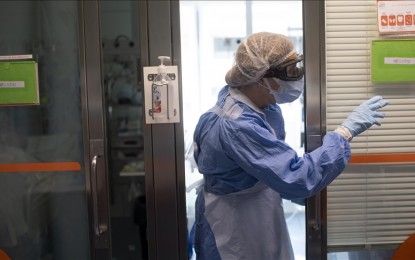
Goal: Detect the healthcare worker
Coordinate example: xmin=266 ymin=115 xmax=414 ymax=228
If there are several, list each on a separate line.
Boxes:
xmin=192 ymin=32 xmax=389 ymax=260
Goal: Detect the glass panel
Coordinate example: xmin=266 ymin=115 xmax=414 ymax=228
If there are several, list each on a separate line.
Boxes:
xmin=325 ymin=1 xmax=415 ymax=258
xmin=0 ymin=1 xmax=89 ymax=259
xmin=100 ymin=1 xmax=146 ymax=260
xmin=180 ymin=1 xmax=304 ymax=259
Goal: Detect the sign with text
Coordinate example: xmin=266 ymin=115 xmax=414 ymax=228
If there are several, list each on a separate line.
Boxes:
xmin=371 ymin=39 xmax=415 ymax=82
xmin=0 ymin=61 xmax=39 ymax=105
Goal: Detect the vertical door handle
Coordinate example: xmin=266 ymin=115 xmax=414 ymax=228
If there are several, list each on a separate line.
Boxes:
xmin=90 ymin=138 xmax=109 ymax=247
xmin=306 ymin=134 xmax=323 ymax=231
xmin=312 ymin=193 xmax=321 ymax=231
xmin=92 ymin=154 xmax=104 ymax=236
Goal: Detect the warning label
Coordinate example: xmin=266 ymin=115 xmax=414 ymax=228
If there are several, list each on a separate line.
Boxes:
xmin=378 ymin=0 xmax=415 ymax=35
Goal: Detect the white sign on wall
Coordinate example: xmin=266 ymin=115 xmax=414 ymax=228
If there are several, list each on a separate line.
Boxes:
xmin=143 ymin=65 xmax=180 ymax=124
xmin=377 ymin=0 xmax=415 ymax=35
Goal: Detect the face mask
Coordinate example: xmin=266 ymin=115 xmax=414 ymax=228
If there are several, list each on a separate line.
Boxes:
xmin=270 ymin=77 xmax=304 ymax=104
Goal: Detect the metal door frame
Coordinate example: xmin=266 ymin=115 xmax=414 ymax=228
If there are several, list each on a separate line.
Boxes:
xmin=80 ymin=1 xmax=187 ymax=259
xmin=139 ymin=1 xmax=187 ymax=259
xmin=303 ymin=1 xmax=326 ymax=260
xmin=138 ymin=1 xmax=328 ymax=259
xmin=138 ymin=1 xmax=327 ymax=259
xmin=72 ymin=1 xmax=329 ymax=259
xmin=79 ymin=1 xmax=112 ymax=259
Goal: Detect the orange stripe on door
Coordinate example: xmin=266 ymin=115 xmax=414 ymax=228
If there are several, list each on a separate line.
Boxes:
xmin=349 ymin=153 xmax=415 ymax=164
xmin=0 ymin=162 xmax=81 ymax=172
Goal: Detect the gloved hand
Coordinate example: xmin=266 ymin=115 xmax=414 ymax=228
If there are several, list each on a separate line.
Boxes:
xmin=341 ymin=96 xmax=389 ymax=137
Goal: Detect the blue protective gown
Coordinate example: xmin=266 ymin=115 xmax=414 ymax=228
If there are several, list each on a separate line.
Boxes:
xmin=193 ymin=86 xmax=351 ymax=260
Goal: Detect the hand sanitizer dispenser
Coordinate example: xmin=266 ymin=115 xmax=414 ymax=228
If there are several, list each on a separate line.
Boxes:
xmin=151 ymin=56 xmax=170 ymax=116
xmin=143 ymin=56 xmax=180 ymax=124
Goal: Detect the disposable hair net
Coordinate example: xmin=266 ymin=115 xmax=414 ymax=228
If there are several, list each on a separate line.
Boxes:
xmin=225 ymin=32 xmax=295 ymax=87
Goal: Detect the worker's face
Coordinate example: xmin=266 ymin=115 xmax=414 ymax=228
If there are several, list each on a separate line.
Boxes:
xmin=260 ymin=53 xmax=304 ymax=105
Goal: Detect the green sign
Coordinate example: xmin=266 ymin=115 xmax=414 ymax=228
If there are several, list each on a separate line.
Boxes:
xmin=371 ymin=39 xmax=415 ymax=83
xmin=0 ymin=60 xmax=39 ymax=105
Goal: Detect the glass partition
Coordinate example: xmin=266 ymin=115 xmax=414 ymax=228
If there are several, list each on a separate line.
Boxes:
xmin=325 ymin=1 xmax=415 ymax=258
xmin=0 ymin=1 xmax=89 ymax=259
xmin=100 ymin=1 xmax=147 ymax=259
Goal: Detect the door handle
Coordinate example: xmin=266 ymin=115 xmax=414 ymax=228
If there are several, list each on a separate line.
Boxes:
xmin=92 ymin=154 xmax=108 ymax=236
xmin=312 ymin=193 xmax=321 ymax=231
xmin=306 ymin=134 xmax=322 ymax=231
xmin=92 ymin=155 xmax=101 ymax=236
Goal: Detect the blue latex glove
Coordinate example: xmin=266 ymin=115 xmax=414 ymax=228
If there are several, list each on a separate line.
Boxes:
xmin=341 ymin=96 xmax=389 ymax=137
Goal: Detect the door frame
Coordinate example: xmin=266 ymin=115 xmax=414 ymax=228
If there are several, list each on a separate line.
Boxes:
xmin=80 ymin=1 xmax=188 ymax=259
xmin=139 ymin=1 xmax=187 ymax=259
xmin=143 ymin=1 xmax=327 ymax=259
xmin=80 ymin=1 xmax=112 ymax=259
xmin=80 ymin=0 xmax=327 ymax=259
xmin=303 ymin=1 xmax=326 ymax=260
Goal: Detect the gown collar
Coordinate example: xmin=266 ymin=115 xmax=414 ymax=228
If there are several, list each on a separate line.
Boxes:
xmin=228 ymin=86 xmax=264 ymax=115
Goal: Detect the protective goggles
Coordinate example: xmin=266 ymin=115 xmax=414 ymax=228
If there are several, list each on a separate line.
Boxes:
xmin=263 ymin=54 xmax=304 ymax=81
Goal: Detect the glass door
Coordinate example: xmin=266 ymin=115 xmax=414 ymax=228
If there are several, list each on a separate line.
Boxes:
xmin=0 ymin=1 xmax=91 ymax=259
xmin=100 ymin=1 xmax=147 ymax=260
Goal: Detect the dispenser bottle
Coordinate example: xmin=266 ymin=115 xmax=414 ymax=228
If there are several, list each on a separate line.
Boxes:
xmin=152 ymin=56 xmax=171 ymax=114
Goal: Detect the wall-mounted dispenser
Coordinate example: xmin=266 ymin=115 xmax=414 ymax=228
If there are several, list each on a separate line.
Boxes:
xmin=143 ymin=56 xmax=180 ymax=124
